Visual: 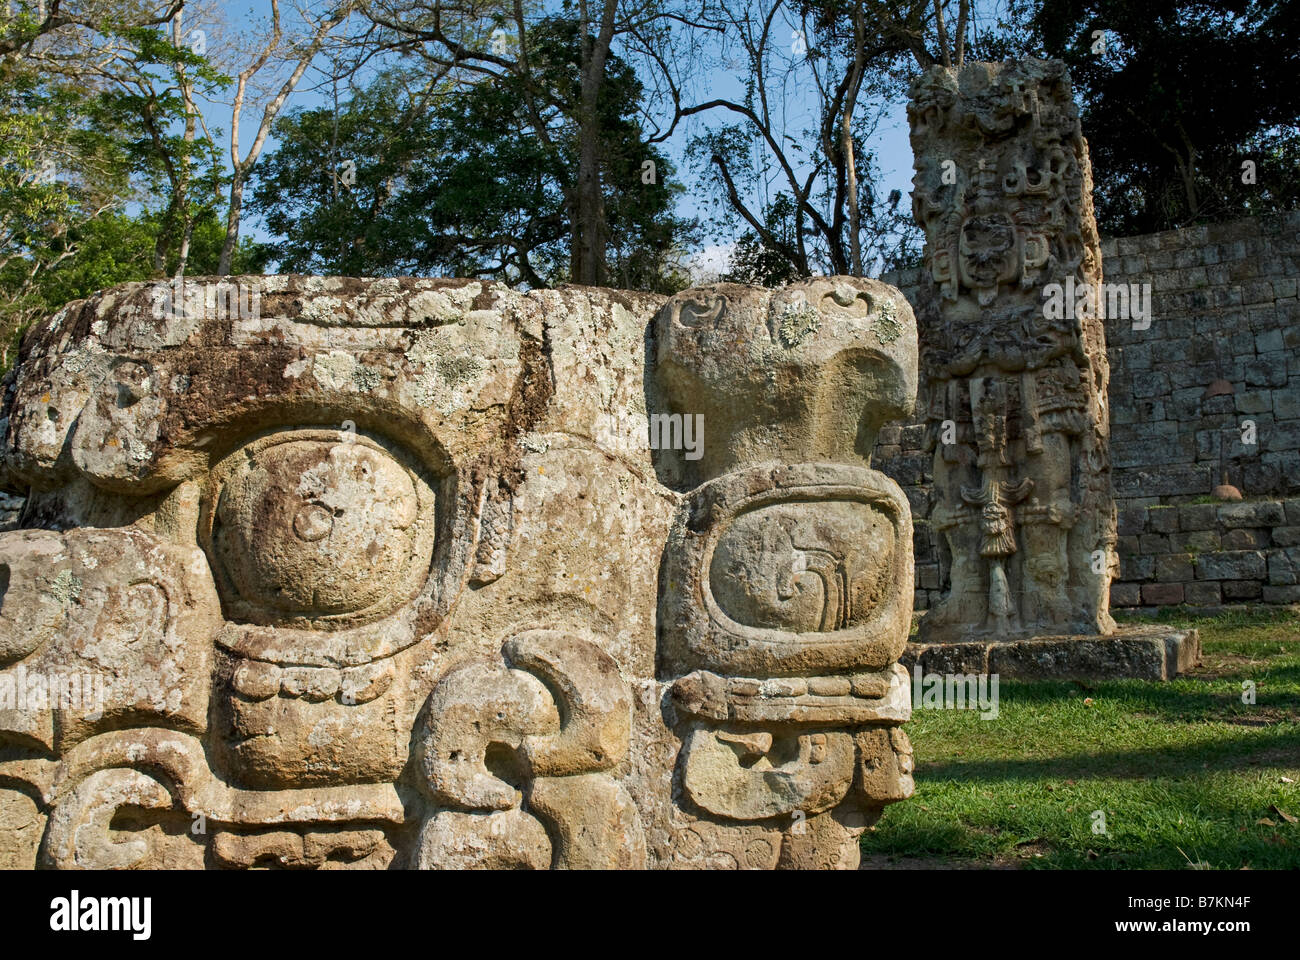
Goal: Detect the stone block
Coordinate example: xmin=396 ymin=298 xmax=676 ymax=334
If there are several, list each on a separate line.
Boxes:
xmin=987 ymin=629 xmax=1199 ymax=682
xmin=1110 ymin=582 xmax=1142 ymax=607
xmin=1141 ymin=582 xmax=1185 ymax=605
xmin=1218 ymin=500 xmax=1286 ymax=528
xmin=1122 ymin=555 xmax=1155 ymax=580
xmin=1171 ymin=530 xmax=1222 ymax=552
xmin=1156 ymin=554 xmax=1195 ymax=582
xmin=1117 ymin=506 xmax=1148 ymax=535
xmin=1222 ymin=527 xmax=1270 ymax=549
xmin=1184 ymin=581 xmax=1222 ymax=605
xmin=1194 ymin=550 xmax=1267 ymax=580
xmin=1147 ymin=506 xmax=1179 ymax=533
xmin=1177 ymin=503 xmax=1219 ymax=530
xmin=1245 ymin=354 xmax=1288 ymax=388
xmin=1266 ymin=550 xmax=1297 ymax=585
xmin=1138 ymin=533 xmax=1171 ymax=555
xmin=1222 ymin=580 xmax=1262 ymax=600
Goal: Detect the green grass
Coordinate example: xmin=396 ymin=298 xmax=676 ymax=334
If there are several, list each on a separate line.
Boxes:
xmin=863 ymin=608 xmax=1300 ymax=869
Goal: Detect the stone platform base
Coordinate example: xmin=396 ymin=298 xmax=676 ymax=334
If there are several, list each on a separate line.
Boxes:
xmin=901 ymin=626 xmax=1201 ymax=682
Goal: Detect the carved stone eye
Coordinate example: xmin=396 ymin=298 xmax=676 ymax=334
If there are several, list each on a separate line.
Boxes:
xmin=821 ymin=285 xmax=873 ymax=316
xmin=674 ymin=295 xmax=727 ymax=328
xmin=708 ymin=500 xmax=894 ymax=633
xmin=200 ymin=430 xmax=437 ymax=628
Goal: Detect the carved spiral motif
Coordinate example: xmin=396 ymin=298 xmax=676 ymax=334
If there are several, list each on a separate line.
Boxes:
xmin=708 ymin=500 xmax=895 ymax=634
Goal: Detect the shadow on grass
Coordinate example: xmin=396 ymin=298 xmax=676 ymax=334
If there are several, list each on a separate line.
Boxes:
xmin=918 ymin=726 xmax=1300 ymax=782
xmin=988 ymin=673 xmax=1300 ymax=722
xmin=863 ymin=772 xmax=1300 ymax=869
xmin=863 ymin=827 xmax=1297 ymax=870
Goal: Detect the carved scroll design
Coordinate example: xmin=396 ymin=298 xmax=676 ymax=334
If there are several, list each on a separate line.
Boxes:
xmin=414 ymin=629 xmax=646 ymax=869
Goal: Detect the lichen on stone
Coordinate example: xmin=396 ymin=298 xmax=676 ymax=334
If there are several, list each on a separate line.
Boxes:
xmin=519 ymin=433 xmax=549 ymax=454
xmin=47 ymin=568 xmax=82 ymax=606
xmin=435 ymin=354 xmax=487 ymax=388
xmin=777 ymin=302 xmax=820 ymax=348
xmin=353 ymin=364 xmax=382 ymax=392
xmin=873 ymin=297 xmax=902 ymax=345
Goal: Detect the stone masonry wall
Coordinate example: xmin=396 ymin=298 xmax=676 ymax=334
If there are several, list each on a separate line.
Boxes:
xmin=875 ymin=211 xmax=1300 ymax=610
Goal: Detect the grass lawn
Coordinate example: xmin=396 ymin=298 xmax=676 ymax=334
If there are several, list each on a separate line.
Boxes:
xmin=861 ymin=608 xmax=1300 ymax=869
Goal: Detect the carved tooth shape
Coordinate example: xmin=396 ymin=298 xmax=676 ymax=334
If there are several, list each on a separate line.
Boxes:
xmin=681 ymin=728 xmax=855 ymax=820
xmin=504 ymin=629 xmax=632 ymax=778
xmin=339 ymin=660 xmax=394 ymax=705
xmin=416 ymin=809 xmax=552 ymax=871
xmin=716 ymin=730 xmax=773 ymax=760
xmin=231 ymin=659 xmax=281 ymax=701
xmin=528 ymin=774 xmax=647 ymax=870
xmin=417 ymin=661 xmax=558 ymax=811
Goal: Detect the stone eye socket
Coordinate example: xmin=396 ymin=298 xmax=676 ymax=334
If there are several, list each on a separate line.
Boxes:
xmin=708 ymin=500 xmax=895 ymax=633
xmin=820 ymin=286 xmax=874 ymax=316
xmin=200 ymin=430 xmax=437 ymax=629
xmin=674 ymin=295 xmax=726 ymax=328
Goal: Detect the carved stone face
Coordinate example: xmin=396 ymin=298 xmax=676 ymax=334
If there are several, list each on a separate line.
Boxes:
xmin=908 ymin=58 xmax=1116 ymax=645
xmin=653 ymin=277 xmax=918 ymax=483
xmin=0 ymin=274 xmax=917 ymax=870
xmin=959 ymin=214 xmax=1020 ymax=296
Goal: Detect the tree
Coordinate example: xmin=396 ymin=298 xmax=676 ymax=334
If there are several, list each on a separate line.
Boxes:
xmin=0 ymin=2 xmax=265 ymax=366
xmin=97 ymin=15 xmax=229 ymax=277
xmin=356 ymin=0 xmax=711 ymax=286
xmin=216 ymin=0 xmax=359 ymax=274
xmin=0 ymin=0 xmax=181 ymax=57
xmin=682 ymin=0 xmax=952 ymax=283
xmin=0 ymin=56 xmax=131 ymax=361
xmin=250 ymin=20 xmax=693 ymax=291
xmin=1033 ymin=0 xmax=1300 ymax=233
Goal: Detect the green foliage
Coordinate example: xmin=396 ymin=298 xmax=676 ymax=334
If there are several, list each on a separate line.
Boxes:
xmin=0 ymin=55 xmax=132 ymax=361
xmin=251 ymin=19 xmax=693 ymax=292
xmin=1034 ymin=0 xmax=1300 ymax=234
xmin=0 ymin=17 xmax=258 ymax=368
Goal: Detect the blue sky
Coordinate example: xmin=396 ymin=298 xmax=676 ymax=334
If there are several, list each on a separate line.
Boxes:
xmin=190 ymin=1 xmax=926 ymax=278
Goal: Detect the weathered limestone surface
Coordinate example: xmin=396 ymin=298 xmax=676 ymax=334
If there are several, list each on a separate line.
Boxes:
xmin=908 ymin=60 xmax=1117 ymax=644
xmin=0 ymin=273 xmax=917 ymax=869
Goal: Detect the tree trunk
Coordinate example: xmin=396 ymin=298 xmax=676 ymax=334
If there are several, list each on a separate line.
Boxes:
xmin=218 ymin=168 xmax=246 ymax=276
xmin=571 ymin=115 xmax=608 ymax=286
xmin=844 ymin=1 xmax=867 ymax=276
xmin=569 ymin=1 xmax=615 ymax=287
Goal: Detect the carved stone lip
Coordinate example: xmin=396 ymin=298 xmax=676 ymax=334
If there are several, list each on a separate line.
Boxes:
xmin=224 ymin=651 xmax=394 ymax=704
xmin=659 ymin=462 xmax=914 ymax=678
xmin=214 ymin=602 xmax=428 ymax=668
xmin=44 ymin=730 xmax=407 ymax=828
xmin=671 ymin=664 xmax=912 ymax=725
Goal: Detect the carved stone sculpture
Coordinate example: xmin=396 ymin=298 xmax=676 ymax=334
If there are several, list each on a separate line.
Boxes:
xmin=654 ymin=277 xmax=917 ymax=868
xmin=908 ymin=60 xmax=1117 ymax=643
xmin=0 ymin=272 xmax=916 ymax=869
